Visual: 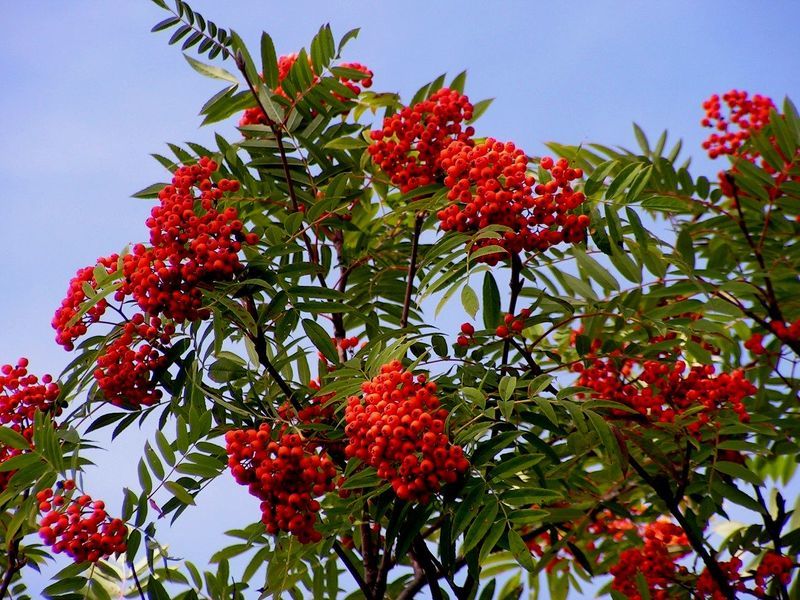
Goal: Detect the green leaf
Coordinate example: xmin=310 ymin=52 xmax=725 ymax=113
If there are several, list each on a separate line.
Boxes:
xmin=324 ymin=137 xmax=368 ymax=150
xmin=508 ymin=529 xmax=537 ymax=572
xmin=715 ymin=461 xmax=763 ymax=487
xmin=147 ymin=578 xmax=172 ymax=600
xmin=640 ymin=195 xmax=689 ymax=212
xmin=165 ymin=481 xmax=196 ymax=505
xmin=676 ymin=229 xmax=695 ymax=270
xmin=572 ymin=247 xmax=619 ymax=291
xmin=499 ymin=376 xmax=517 ymax=402
xmin=151 ymin=16 xmax=180 ymax=32
xmin=633 ymin=122 xmax=650 ymax=154
xmin=340 ymin=467 xmax=381 ymax=490
xmin=184 ymin=54 xmax=239 ymax=84
xmin=610 ymin=242 xmax=642 ymax=284
xmin=132 ymin=182 xmax=167 ymax=199
xmin=502 ymin=487 xmax=563 ymax=506
xmin=302 ymin=319 xmax=339 ymax=363
xmin=461 ymin=284 xmax=479 ymax=319
xmin=42 ymin=577 xmax=87 ymax=596
xmin=155 ymin=431 xmax=176 ymax=467
xmin=0 ymin=426 xmax=31 ymax=450
xmin=462 ymin=496 xmax=499 ymax=554
xmin=482 ymin=272 xmax=502 ymax=329
xmin=490 ymin=454 xmax=544 ymax=480
xmin=585 ymin=411 xmax=625 ymax=471
xmin=260 ymin=32 xmax=279 ymax=89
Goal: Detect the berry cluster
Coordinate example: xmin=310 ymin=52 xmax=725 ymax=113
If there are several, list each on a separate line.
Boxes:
xmin=53 ymin=158 xmax=255 ymax=409
xmin=609 ymin=520 xmax=690 ymax=600
xmin=494 ymin=308 xmax=532 ymax=338
xmin=754 ymin=552 xmax=795 ymax=597
xmin=702 ymin=90 xmax=775 ymax=161
xmin=0 ymin=358 xmax=61 ymax=426
xmin=456 ymin=322 xmax=475 ymax=347
xmin=52 ymin=254 xmax=120 ymax=350
xmin=702 ymin=90 xmax=800 ymax=211
xmin=368 ymin=88 xmax=475 ymax=194
xmin=93 ymin=315 xmax=171 ymax=408
xmin=695 ymin=558 xmax=745 ymax=600
xmin=225 ymin=424 xmax=336 ymax=543
xmin=745 ymin=332 xmax=767 ymax=355
xmin=122 ymin=158 xmax=255 ymax=322
xmin=770 ymin=319 xmax=800 ymax=344
xmin=574 ymin=352 xmax=754 ymax=432
xmin=0 ymin=358 xmax=60 ymax=491
xmin=437 ymin=145 xmax=588 ymax=264
xmin=343 ymin=360 xmax=469 ymax=502
xmin=334 ymin=62 xmax=374 ymax=101
xmin=239 ymin=55 xmax=373 ymax=126
xmin=37 ymin=481 xmax=127 ymax=563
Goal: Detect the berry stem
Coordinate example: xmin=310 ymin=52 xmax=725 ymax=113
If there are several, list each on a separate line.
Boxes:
xmin=400 ymin=212 xmax=425 ymax=329
xmin=501 ymin=252 xmax=524 ymax=370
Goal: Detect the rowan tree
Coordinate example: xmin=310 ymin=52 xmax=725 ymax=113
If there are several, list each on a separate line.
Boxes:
xmin=1 ymin=2 xmax=799 ymax=599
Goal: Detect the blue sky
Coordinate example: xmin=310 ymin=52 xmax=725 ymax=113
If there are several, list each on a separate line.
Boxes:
xmin=1 ymin=1 xmax=799 ymax=597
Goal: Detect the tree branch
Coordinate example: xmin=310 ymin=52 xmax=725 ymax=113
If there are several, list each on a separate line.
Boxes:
xmin=401 ymin=213 xmax=425 ymax=329
xmin=628 ymin=456 xmax=735 ymax=599
xmin=242 ymin=296 xmax=301 ymax=409
xmin=501 ymin=252 xmax=524 ymax=370
xmin=128 ymin=562 xmax=146 ymax=600
xmin=412 ymin=537 xmax=444 ymax=600
xmin=333 ymin=540 xmax=373 ymax=600
xmin=753 ymin=486 xmax=790 ymax=600
xmin=0 ymin=536 xmax=21 ymax=600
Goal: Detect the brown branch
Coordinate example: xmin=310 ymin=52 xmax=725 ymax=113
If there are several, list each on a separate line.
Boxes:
xmin=0 ymin=535 xmax=22 ymax=600
xmin=128 ymin=562 xmax=146 ymax=600
xmin=396 ymin=556 xmax=469 ymax=600
xmin=628 ymin=456 xmax=735 ymax=599
xmin=401 ymin=213 xmax=426 ymax=329
xmin=235 ymin=54 xmax=327 ymax=290
xmin=361 ymin=505 xmax=379 ymax=593
xmin=243 ymin=296 xmax=300 ymax=409
xmin=501 ymin=252 xmax=524 ymax=370
xmin=753 ymin=486 xmax=790 ymax=600
xmin=412 ymin=538 xmax=444 ymax=600
xmin=333 ymin=540 xmax=373 ymax=600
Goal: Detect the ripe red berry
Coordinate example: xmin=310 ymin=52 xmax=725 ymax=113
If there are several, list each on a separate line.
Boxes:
xmin=343 ymin=360 xmax=469 ymax=503
xmin=225 ymin=424 xmax=336 ymax=543
xmin=460 ymin=323 xmax=475 ymax=335
xmin=436 ymin=142 xmax=588 ymax=264
xmin=368 ymin=88 xmax=475 ymax=194
xmin=37 ymin=481 xmax=127 ymax=563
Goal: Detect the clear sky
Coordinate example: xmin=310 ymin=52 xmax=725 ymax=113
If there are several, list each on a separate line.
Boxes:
xmin=1 ymin=1 xmax=799 ymax=597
